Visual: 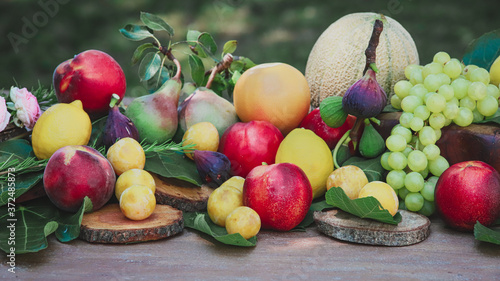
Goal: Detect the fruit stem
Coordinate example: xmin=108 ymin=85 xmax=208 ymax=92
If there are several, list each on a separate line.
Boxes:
xmin=205 ymin=54 xmax=234 ymax=89
xmin=333 ymin=129 xmax=351 ymax=169
xmin=369 ymin=117 xmax=381 ymax=126
xmin=157 ymin=44 xmax=182 ymax=80
xmin=349 ymin=117 xmax=365 ymax=153
xmin=109 ymin=93 xmax=121 ymax=108
xmin=363 ymin=19 xmax=383 ymax=75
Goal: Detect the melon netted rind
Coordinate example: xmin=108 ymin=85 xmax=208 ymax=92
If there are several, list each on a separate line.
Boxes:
xmin=306 ymin=13 xmax=419 ymax=108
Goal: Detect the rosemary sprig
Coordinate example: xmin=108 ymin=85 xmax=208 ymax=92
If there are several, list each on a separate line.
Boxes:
xmin=0 ymin=156 xmax=48 ymax=182
xmin=141 ymin=139 xmax=194 ymax=157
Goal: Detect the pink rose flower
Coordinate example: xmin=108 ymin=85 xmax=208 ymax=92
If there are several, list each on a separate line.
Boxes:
xmin=0 ymin=96 xmax=11 ymax=132
xmin=9 ymin=87 xmax=41 ymax=131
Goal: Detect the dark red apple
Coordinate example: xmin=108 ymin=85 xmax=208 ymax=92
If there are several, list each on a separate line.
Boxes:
xmin=299 ymin=108 xmax=356 ymax=149
xmin=43 ymin=145 xmax=116 ymax=212
xmin=435 ymin=160 xmax=500 ymax=231
xmin=53 ymin=49 xmax=126 ymax=118
xmin=243 ymin=163 xmax=312 ymax=231
xmin=219 ymin=120 xmax=284 ymax=177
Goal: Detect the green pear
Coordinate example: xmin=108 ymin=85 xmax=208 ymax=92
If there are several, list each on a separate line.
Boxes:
xmin=125 ymin=78 xmax=182 ymax=143
xmin=178 ymin=87 xmax=239 ymax=137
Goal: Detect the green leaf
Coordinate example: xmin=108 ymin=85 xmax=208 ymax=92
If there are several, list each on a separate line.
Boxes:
xmin=146 ymin=66 xmax=171 ymax=93
xmin=140 ymin=12 xmax=174 ymax=36
xmin=119 ymin=24 xmax=154 ymax=41
xmin=183 ymin=212 xmax=256 ymax=247
xmin=144 ymin=152 xmax=202 ymax=186
xmin=474 ymin=221 xmax=500 ymax=245
xmin=88 ymin=115 xmax=108 ymax=149
xmin=188 ymin=55 xmax=205 ymax=86
xmin=382 ymin=104 xmax=401 ymax=113
xmin=475 ymin=108 xmax=500 ymax=124
xmin=343 ymin=154 xmax=384 ymax=182
xmin=138 ymin=52 xmax=162 ymax=82
xmin=0 ymin=196 xmax=92 ymax=254
xmin=0 ymin=139 xmax=33 ymax=163
xmin=463 ymin=29 xmax=500 ymax=70
xmin=222 ymin=40 xmax=237 ymax=55
xmin=187 ymin=30 xmax=202 ymax=42
xmin=132 ymin=43 xmax=156 ymax=65
xmin=325 ymin=186 xmax=402 ymax=225
xmin=0 ymin=172 xmax=43 ymax=207
xmin=197 ymin=32 xmax=218 ymax=59
xmin=55 ymin=197 xmax=93 ymax=242
xmin=293 ymin=200 xmax=332 ymax=231
xmin=229 ymin=70 xmax=242 ymax=86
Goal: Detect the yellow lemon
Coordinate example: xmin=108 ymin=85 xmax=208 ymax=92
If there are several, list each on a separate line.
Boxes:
xmin=32 ymin=100 xmax=92 ymax=159
xmin=489 ymin=55 xmax=500 ymax=86
xmin=182 ymin=122 xmax=219 ymax=160
xmin=275 ymin=128 xmax=334 ymax=199
xmin=358 ymin=181 xmax=399 ymax=216
xmin=107 ymin=137 xmax=146 ymax=175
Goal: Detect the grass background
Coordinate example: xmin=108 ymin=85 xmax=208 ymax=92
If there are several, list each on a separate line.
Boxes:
xmin=1 ymin=0 xmax=499 ymax=97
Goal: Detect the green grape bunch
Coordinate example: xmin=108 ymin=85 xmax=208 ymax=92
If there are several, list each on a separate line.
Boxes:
xmin=382 ymin=51 xmax=500 ymax=216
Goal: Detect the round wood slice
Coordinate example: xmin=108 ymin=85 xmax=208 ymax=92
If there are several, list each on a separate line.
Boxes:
xmin=80 ymin=204 xmax=183 ymax=244
xmin=314 ymin=209 xmax=430 ymax=246
xmin=152 ymin=173 xmax=214 ymax=212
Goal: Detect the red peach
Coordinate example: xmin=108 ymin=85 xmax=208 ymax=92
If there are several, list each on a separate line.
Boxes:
xmin=43 ymin=145 xmax=116 ymax=212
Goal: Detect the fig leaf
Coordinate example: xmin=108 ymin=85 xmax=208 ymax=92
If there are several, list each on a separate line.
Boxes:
xmin=183 ymin=211 xmax=257 ymax=247
xmin=474 ymin=221 xmax=500 ymax=245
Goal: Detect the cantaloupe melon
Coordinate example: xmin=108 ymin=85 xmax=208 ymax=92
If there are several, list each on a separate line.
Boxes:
xmin=306 ymin=13 xmax=419 ymax=107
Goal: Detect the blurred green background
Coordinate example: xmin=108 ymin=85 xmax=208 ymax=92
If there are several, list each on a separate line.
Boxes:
xmin=1 ymin=0 xmax=498 ymax=97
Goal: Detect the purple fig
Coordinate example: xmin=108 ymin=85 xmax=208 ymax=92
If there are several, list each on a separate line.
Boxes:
xmin=193 ymin=150 xmax=231 ymax=188
xmin=341 ymin=68 xmax=387 ymax=119
xmin=103 ymin=94 xmax=140 ymax=147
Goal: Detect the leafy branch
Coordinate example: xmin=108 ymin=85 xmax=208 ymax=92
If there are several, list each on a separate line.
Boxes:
xmin=120 ymin=12 xmax=256 ymax=97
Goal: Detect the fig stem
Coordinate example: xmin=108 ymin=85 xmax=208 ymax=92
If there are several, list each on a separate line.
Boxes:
xmin=369 ymin=117 xmax=381 ymax=126
xmin=333 ymin=129 xmax=351 ymax=169
xmin=348 ymin=117 xmax=365 ymax=153
xmin=363 ymin=19 xmax=383 ymax=75
xmin=109 ymin=93 xmax=121 ymax=108
xmin=205 ymin=54 xmax=234 ymax=89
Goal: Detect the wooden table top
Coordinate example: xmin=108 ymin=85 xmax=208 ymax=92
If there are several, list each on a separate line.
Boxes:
xmin=1 ymin=217 xmax=499 ymax=280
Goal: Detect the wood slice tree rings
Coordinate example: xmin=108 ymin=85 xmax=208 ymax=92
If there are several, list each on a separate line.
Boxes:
xmin=314 ymin=209 xmax=430 ymax=246
xmin=80 ymin=204 xmax=183 ymax=244
xmin=152 ymin=174 xmax=214 ymax=212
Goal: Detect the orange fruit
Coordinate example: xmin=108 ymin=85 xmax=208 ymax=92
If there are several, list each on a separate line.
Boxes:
xmin=233 ymin=63 xmax=311 ymax=135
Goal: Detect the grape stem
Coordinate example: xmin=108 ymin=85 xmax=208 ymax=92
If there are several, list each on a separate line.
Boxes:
xmin=333 ymin=129 xmax=351 ymax=169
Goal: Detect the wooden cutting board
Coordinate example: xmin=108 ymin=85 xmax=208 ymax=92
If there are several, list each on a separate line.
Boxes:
xmin=80 ymin=204 xmax=183 ymax=244
xmin=314 ymin=209 xmax=430 ymax=246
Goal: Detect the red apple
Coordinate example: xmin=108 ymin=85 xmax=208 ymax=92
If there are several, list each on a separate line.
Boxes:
xmin=219 ymin=120 xmax=284 ymax=177
xmin=43 ymin=145 xmax=116 ymax=212
xmin=299 ymin=108 xmax=356 ymax=149
xmin=435 ymin=160 xmax=500 ymax=231
xmin=243 ymin=163 xmax=312 ymax=231
xmin=53 ymin=49 xmax=126 ymax=118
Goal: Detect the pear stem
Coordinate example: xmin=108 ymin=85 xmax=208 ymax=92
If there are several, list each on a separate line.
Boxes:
xmin=157 ymin=45 xmax=182 ymax=80
xmin=205 ymin=54 xmax=234 ymax=89
xmin=363 ymin=19 xmax=383 ymax=75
